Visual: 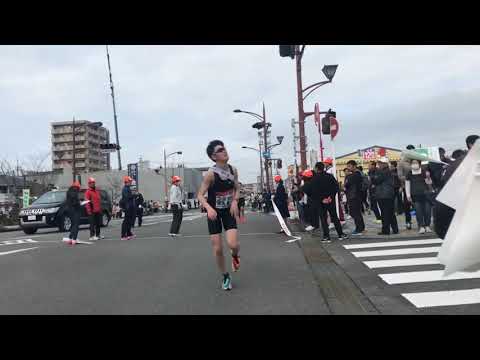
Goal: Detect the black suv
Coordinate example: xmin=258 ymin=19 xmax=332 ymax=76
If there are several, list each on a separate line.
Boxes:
xmin=19 ymin=189 xmax=112 ymax=235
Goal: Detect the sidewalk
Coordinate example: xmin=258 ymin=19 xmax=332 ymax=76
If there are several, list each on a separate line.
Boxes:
xmin=288 ymin=212 xmax=435 ymax=314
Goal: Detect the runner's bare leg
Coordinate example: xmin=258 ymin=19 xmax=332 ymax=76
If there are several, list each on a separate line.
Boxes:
xmin=226 ymin=229 xmax=240 ymax=257
xmin=211 ymin=234 xmax=226 ymax=273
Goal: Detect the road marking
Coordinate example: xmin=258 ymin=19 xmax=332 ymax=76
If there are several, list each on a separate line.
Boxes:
xmin=352 ymin=246 xmax=441 ymax=258
xmin=0 ymin=247 xmax=38 ymax=256
xmin=0 ymin=239 xmax=38 ymax=246
xmin=379 ymin=269 xmax=480 ymax=285
xmin=402 ymin=289 xmax=480 ymax=308
xmin=344 ymin=239 xmax=442 ymax=250
xmin=363 ymin=257 xmax=441 ymax=269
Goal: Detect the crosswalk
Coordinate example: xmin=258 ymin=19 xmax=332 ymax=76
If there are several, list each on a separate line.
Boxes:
xmin=343 ymin=238 xmax=480 ymax=309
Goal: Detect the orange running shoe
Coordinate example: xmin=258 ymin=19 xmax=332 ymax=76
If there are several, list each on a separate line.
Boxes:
xmin=232 ymin=255 xmax=240 ymax=272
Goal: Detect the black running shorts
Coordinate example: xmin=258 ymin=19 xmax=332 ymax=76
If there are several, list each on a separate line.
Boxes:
xmin=208 ymin=209 xmax=237 ymax=235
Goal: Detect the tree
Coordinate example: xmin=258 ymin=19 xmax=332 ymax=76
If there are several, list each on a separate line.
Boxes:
xmin=105 ymin=172 xmax=123 ymax=203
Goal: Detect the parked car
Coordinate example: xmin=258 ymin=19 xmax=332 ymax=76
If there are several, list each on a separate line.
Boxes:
xmin=19 ymin=189 xmax=112 ymax=235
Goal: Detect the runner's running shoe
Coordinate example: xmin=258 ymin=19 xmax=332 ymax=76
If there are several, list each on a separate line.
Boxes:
xmin=232 ymin=255 xmax=240 ymax=272
xmin=121 ymin=237 xmax=129 ymax=241
xmin=62 ymin=238 xmax=71 ymax=243
xmin=222 ymin=273 xmax=232 ymax=291
xmin=70 ymin=240 xmax=77 ymax=245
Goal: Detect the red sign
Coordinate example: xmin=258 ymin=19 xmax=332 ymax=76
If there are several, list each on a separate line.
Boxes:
xmin=378 ymin=147 xmax=386 ymax=157
xmin=314 ymin=103 xmax=320 ymax=127
xmin=330 ymin=117 xmax=339 ymax=139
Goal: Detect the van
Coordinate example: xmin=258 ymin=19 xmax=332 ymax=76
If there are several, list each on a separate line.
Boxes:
xmin=19 ymin=189 xmax=112 ymax=235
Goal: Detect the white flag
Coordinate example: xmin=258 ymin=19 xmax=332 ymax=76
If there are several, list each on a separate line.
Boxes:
xmin=437 ymin=142 xmax=480 ymax=276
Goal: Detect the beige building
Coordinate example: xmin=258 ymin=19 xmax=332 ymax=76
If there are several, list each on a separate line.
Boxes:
xmin=51 ymin=120 xmax=110 ymax=174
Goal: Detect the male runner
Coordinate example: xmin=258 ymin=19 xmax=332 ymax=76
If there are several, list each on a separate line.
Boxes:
xmin=197 ymin=140 xmax=240 ymax=291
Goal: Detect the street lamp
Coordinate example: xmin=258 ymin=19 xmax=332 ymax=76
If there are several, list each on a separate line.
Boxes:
xmin=234 ymin=104 xmax=272 ymax=192
xmin=322 ymin=65 xmax=338 ymax=81
xmin=241 ymin=145 xmax=264 ymax=191
xmin=279 ymin=45 xmax=339 ymax=169
xmin=163 ymin=149 xmax=182 ymax=210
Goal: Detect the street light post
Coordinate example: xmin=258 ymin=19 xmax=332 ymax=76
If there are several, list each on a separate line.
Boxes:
xmin=234 ymin=104 xmax=273 ymax=193
xmin=289 ymin=45 xmax=338 ymax=169
xmin=241 ymin=146 xmax=264 ymax=192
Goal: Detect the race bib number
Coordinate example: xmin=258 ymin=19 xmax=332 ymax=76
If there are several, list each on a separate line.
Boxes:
xmin=215 ymin=191 xmax=233 ymax=209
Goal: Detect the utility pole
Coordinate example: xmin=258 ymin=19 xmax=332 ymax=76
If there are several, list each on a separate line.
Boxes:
xmin=164 ymin=148 xmax=168 ymax=210
xmin=257 ymin=131 xmax=264 ymax=191
xmin=295 ymin=45 xmax=308 ymax=169
xmin=106 ymin=45 xmax=122 ymax=170
xmin=262 ymin=103 xmax=271 ymax=193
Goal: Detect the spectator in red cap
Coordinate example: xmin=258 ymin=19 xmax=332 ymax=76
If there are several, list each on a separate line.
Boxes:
xmin=273 ymin=175 xmax=290 ymax=233
xmin=85 ymin=177 xmax=103 ymax=241
xmin=169 ymin=175 xmax=184 ymax=236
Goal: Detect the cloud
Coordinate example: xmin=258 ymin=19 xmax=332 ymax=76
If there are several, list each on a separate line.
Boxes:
xmin=1 ymin=45 xmax=479 ymax=183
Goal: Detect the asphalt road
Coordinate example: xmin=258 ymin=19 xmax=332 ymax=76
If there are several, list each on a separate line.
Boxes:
xmin=0 ymin=210 xmax=329 ymax=315
xmin=3 ymin=210 xmax=480 ymax=315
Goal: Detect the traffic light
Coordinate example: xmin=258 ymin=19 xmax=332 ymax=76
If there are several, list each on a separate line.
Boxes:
xmin=321 ymin=116 xmax=331 ymax=135
xmin=279 ymin=45 xmax=295 ymax=59
xmin=277 ymin=159 xmax=282 ymax=169
xmin=100 ymin=143 xmax=120 ymax=150
xmin=321 ymin=109 xmax=336 ymax=135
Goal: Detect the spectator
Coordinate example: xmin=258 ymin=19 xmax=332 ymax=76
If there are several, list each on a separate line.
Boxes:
xmin=371 ymin=157 xmax=399 ymax=235
xmin=303 ymin=162 xmax=348 ymax=242
xmin=345 ymin=160 xmax=365 ymax=235
xmin=405 ymin=159 xmax=433 ymax=234
xmin=434 ymin=134 xmax=479 ymax=238
xmin=273 ymin=176 xmax=290 ymax=234
xmin=390 ymin=161 xmax=403 ymax=215
xmin=368 ymin=161 xmax=382 ymax=223
xmin=85 ymin=177 xmax=103 ymax=241
xmin=398 ymin=145 xmax=415 ymax=230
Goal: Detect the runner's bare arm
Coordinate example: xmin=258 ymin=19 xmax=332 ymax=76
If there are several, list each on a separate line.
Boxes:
xmin=232 ymin=166 xmax=240 ymax=201
xmin=197 ymin=171 xmax=214 ymax=211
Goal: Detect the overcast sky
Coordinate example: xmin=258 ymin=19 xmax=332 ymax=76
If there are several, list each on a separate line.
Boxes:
xmin=1 ymin=45 xmax=479 ymax=183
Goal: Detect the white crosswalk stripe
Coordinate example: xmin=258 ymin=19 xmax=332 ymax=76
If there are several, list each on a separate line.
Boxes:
xmin=342 ymin=238 xmax=480 ymax=309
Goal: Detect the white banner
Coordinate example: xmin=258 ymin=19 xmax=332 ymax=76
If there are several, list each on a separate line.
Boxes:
xmin=271 ymin=196 xmax=301 ymax=243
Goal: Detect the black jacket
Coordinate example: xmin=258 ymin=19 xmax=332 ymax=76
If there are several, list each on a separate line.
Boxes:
xmin=370 ymin=168 xmax=394 ymax=199
xmin=66 ymin=187 xmax=81 ymax=212
xmin=273 ymin=182 xmax=290 ymax=218
xmin=302 ymin=171 xmax=339 ymax=204
xmin=345 ymin=170 xmax=362 ymax=201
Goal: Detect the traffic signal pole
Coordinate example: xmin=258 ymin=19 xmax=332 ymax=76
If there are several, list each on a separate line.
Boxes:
xmin=263 ymin=103 xmax=271 ymax=193
xmin=295 ymin=46 xmax=308 ymax=170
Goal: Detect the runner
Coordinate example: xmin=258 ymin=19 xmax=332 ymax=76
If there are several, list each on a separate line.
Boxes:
xmin=197 ymin=140 xmax=240 ymax=291
xmin=237 ymin=182 xmax=246 ymax=224
xmin=169 ymin=175 xmax=184 ymax=237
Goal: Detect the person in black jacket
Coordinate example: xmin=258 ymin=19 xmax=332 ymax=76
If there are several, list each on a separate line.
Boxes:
xmin=433 ymin=135 xmax=479 ymax=238
xmin=63 ymin=181 xmax=82 ymax=245
xmin=273 ymin=176 xmax=290 ymax=234
xmin=303 ymin=162 xmax=348 ymax=242
xmin=120 ymin=176 xmax=136 ymax=240
xmin=132 ymin=189 xmax=145 ymax=228
xmin=345 ymin=160 xmax=365 ymax=235
xmin=371 ymin=157 xmax=399 ymax=235
xmin=390 ymin=161 xmax=403 ymax=215
xmin=368 ymin=161 xmax=382 ymax=222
